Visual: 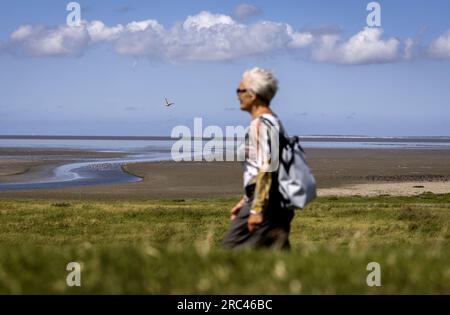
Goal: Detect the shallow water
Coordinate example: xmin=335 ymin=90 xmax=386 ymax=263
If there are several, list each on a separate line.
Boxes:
xmin=0 ymin=137 xmax=449 ymax=191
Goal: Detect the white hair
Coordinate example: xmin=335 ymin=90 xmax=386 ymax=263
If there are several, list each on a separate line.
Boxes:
xmin=242 ymin=67 xmax=278 ymax=104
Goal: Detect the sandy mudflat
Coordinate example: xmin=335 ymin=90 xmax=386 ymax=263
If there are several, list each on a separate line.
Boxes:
xmin=317 ymin=182 xmax=450 ymax=196
xmin=0 ymin=148 xmax=126 ymax=184
xmin=0 ymin=147 xmax=126 ymax=157
xmin=0 ymin=159 xmax=49 ymax=177
xmin=0 ymin=159 xmax=66 ymax=184
xmin=0 ymin=148 xmax=449 ymax=200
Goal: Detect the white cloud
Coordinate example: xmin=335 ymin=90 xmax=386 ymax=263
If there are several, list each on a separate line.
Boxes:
xmin=10 ymin=25 xmax=34 ymax=41
xmin=113 ymin=21 xmax=165 ymax=57
xmin=286 ymin=25 xmax=314 ymax=48
xmin=9 ymin=24 xmax=89 ymax=57
xmin=183 ymin=11 xmax=235 ymax=30
xmin=312 ymin=27 xmax=401 ymax=65
xmin=4 ymin=11 xmax=449 ymax=64
xmin=127 ymin=19 xmax=164 ymax=33
xmin=403 ymin=38 xmax=415 ymax=60
xmin=86 ymin=20 xmax=124 ymax=42
xmin=3 ymin=11 xmax=313 ymax=60
xmin=234 ymin=4 xmax=262 ymax=20
xmin=112 ymin=12 xmax=313 ymax=61
xmin=428 ymin=29 xmax=450 ymax=59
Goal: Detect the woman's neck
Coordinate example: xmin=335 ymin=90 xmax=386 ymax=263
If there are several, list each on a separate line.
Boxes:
xmin=251 ymin=104 xmax=273 ymax=119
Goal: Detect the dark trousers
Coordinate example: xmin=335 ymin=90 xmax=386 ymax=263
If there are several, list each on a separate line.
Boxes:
xmin=222 ymin=192 xmax=295 ymax=250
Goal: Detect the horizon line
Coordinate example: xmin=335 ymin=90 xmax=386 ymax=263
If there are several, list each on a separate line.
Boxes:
xmin=1 ymin=135 xmax=450 ymax=142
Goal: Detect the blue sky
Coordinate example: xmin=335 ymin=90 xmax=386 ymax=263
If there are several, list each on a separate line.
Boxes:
xmin=0 ymin=0 xmax=449 ymax=136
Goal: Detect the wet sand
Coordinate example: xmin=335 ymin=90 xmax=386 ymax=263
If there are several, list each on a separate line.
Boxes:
xmin=0 ymin=149 xmax=126 ymax=184
xmin=0 ymin=148 xmax=449 ymax=200
xmin=0 ymin=159 xmax=65 ymax=183
xmin=0 ymin=147 xmax=126 ymax=157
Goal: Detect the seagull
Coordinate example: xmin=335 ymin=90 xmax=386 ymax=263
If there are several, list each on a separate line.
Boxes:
xmin=165 ymin=98 xmax=175 ymax=107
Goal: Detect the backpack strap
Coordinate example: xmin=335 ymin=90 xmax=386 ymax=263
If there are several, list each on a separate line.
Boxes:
xmin=257 ymin=115 xmax=290 ymax=170
xmin=257 ymin=116 xmax=292 ymax=208
xmin=257 ymin=115 xmax=288 ymax=145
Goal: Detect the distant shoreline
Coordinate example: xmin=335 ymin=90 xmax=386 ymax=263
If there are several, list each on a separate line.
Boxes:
xmin=1 ymin=135 xmax=450 ymax=142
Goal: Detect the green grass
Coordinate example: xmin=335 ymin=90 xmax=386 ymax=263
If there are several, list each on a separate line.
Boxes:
xmin=0 ymin=193 xmax=449 ymax=294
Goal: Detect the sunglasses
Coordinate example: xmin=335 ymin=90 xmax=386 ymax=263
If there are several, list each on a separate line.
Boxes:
xmin=236 ymin=89 xmax=248 ymax=95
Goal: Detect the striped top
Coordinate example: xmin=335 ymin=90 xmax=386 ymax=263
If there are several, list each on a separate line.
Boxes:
xmin=242 ymin=113 xmax=284 ymax=214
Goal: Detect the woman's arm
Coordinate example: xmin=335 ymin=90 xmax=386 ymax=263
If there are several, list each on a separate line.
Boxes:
xmin=250 ymin=170 xmax=272 ymax=215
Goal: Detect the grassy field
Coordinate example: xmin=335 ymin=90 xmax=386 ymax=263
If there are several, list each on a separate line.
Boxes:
xmin=0 ymin=193 xmax=449 ymax=294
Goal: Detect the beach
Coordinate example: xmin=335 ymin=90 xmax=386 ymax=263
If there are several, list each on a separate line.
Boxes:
xmin=0 ymin=147 xmax=449 ymax=200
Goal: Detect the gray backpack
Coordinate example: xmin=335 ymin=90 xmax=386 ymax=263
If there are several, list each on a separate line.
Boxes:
xmin=260 ymin=116 xmax=317 ymax=209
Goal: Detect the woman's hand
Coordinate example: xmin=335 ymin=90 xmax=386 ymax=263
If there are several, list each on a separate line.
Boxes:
xmin=248 ymin=212 xmax=263 ymax=232
xmin=230 ymin=197 xmax=246 ymax=221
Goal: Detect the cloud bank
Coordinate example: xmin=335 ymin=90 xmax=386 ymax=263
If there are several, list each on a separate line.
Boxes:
xmin=311 ymin=27 xmax=401 ymax=64
xmin=428 ymin=29 xmax=450 ymax=59
xmin=2 ymin=10 xmax=450 ymax=64
xmin=9 ymin=24 xmax=89 ymax=57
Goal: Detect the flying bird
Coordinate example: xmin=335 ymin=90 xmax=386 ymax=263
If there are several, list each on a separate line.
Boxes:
xmin=165 ymin=98 xmax=175 ymax=107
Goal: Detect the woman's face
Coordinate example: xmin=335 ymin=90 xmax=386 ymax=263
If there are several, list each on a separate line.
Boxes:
xmin=238 ymin=80 xmax=257 ymax=112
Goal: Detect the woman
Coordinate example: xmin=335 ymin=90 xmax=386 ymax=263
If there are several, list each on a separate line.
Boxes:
xmin=222 ymin=67 xmax=295 ymax=250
